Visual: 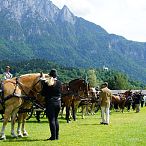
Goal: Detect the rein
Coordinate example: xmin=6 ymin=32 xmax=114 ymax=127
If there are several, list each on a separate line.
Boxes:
xmin=2 ymin=78 xmax=20 ymax=102
xmin=0 ymin=73 xmax=45 ymax=114
xmin=16 ymin=75 xmax=43 ymax=99
xmin=1 ymin=74 xmax=43 ymax=103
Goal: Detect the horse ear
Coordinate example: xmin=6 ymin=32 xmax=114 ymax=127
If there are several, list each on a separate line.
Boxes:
xmin=40 ymin=72 xmax=43 ymax=78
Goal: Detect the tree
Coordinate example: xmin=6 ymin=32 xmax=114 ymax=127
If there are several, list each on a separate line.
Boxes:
xmin=87 ymin=69 xmax=97 ymax=87
xmin=107 ymin=72 xmax=129 ymax=90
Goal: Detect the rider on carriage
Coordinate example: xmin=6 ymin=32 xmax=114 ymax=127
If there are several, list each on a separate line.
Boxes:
xmin=0 ymin=66 xmax=13 ymax=120
xmin=0 ymin=66 xmax=13 ymax=97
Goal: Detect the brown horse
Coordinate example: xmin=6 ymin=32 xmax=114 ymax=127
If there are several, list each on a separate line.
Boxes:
xmin=123 ymin=90 xmax=133 ymax=111
xmin=69 ymin=78 xmax=89 ymax=96
xmin=0 ymin=73 xmax=53 ymax=140
xmin=61 ymin=83 xmax=80 ymax=123
xmin=60 ymin=79 xmax=89 ymax=122
xmin=111 ymin=94 xmax=126 ymax=112
xmin=68 ymin=78 xmax=90 ymax=119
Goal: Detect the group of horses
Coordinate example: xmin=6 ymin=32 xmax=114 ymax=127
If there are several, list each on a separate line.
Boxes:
xmin=0 ymin=73 xmax=98 ymax=140
xmin=0 ymin=72 xmax=144 ymax=140
xmin=0 ymin=73 xmax=55 ymax=140
xmin=111 ymin=90 xmax=144 ymax=112
xmin=61 ymin=79 xmax=98 ymax=123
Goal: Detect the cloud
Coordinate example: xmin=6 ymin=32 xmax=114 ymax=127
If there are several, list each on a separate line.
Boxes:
xmin=52 ymin=0 xmax=146 ymax=42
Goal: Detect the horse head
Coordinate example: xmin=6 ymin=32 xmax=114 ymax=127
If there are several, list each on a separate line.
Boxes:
xmin=88 ymin=87 xmax=97 ymax=98
xmin=69 ymin=78 xmax=89 ymax=98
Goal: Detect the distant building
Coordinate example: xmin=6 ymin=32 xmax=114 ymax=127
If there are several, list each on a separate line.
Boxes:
xmin=103 ymin=65 xmax=109 ymax=71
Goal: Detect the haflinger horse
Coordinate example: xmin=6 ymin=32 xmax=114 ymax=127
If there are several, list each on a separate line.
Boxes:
xmin=0 ymin=73 xmax=54 ymax=140
xmin=88 ymin=87 xmax=99 ymax=115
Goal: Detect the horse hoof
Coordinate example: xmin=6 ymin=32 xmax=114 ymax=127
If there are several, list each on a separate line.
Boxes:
xmin=18 ymin=134 xmax=23 ymax=138
xmin=23 ymin=132 xmax=28 ymax=137
xmin=0 ymin=136 xmax=6 ymax=140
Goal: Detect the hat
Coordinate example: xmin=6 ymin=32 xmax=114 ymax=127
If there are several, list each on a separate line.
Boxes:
xmin=6 ymin=66 xmax=10 ymax=69
xmin=102 ymin=82 xmax=108 ymax=86
xmin=49 ymin=69 xmax=58 ymax=78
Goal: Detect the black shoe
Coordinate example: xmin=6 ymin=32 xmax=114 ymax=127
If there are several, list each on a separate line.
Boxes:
xmin=37 ymin=120 xmax=40 ymax=123
xmin=100 ymin=122 xmax=104 ymax=124
xmin=47 ymin=137 xmax=55 ymax=140
xmin=104 ymin=123 xmax=109 ymax=125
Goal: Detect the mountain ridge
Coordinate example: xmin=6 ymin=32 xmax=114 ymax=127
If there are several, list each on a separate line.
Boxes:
xmin=0 ymin=0 xmax=146 ymax=83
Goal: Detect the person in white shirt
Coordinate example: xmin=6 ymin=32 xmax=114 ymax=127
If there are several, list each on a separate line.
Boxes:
xmin=3 ymin=66 xmax=13 ymax=80
xmin=0 ymin=66 xmax=13 ymax=97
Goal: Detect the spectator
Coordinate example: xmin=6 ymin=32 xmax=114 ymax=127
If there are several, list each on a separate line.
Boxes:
xmin=99 ymin=82 xmax=112 ymax=125
xmin=41 ymin=69 xmax=62 ymax=140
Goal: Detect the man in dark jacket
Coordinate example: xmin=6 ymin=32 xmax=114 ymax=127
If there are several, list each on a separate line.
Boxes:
xmin=41 ymin=69 xmax=62 ymax=140
xmin=133 ymin=91 xmax=142 ymax=113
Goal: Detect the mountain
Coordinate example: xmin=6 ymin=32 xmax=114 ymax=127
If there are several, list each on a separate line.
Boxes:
xmin=0 ymin=0 xmax=146 ymax=83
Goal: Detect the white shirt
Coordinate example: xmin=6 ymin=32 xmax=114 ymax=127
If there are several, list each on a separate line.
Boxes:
xmin=3 ymin=72 xmax=13 ymax=80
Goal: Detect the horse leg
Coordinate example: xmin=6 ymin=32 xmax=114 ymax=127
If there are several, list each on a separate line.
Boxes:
xmin=21 ymin=113 xmax=28 ymax=136
xmin=71 ymin=102 xmax=76 ymax=121
xmin=11 ymin=108 xmax=19 ymax=138
xmin=91 ymin=102 xmax=95 ymax=115
xmin=81 ymin=105 xmax=85 ymax=119
xmin=60 ymin=105 xmax=65 ymax=118
xmin=86 ymin=104 xmax=89 ymax=115
xmin=17 ymin=113 xmax=24 ymax=137
xmin=66 ymin=106 xmax=70 ymax=123
xmin=0 ymin=105 xmax=14 ymax=140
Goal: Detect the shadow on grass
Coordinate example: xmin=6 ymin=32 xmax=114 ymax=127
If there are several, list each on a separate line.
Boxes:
xmin=79 ymin=123 xmax=111 ymax=126
xmin=23 ymin=117 xmax=67 ymax=124
xmin=2 ymin=136 xmax=49 ymax=142
xmin=79 ymin=123 xmax=100 ymax=126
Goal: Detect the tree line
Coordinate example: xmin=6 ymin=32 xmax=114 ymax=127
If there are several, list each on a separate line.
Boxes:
xmin=0 ymin=59 xmax=145 ymax=90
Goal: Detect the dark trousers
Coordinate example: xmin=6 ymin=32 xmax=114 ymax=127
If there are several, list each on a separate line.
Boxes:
xmin=0 ymin=82 xmax=4 ymax=97
xmin=46 ymin=100 xmax=61 ymax=139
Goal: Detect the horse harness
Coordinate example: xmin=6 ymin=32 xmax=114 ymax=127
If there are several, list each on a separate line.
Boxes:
xmin=0 ymin=74 xmax=43 ymax=111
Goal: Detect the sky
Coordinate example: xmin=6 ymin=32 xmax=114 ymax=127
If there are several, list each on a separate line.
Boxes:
xmin=52 ymin=0 xmax=146 ymax=42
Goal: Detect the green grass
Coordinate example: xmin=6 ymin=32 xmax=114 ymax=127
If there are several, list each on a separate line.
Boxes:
xmin=1 ymin=107 xmax=146 ymax=146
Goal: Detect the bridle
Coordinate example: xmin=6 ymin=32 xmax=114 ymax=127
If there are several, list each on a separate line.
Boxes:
xmin=17 ymin=73 xmax=44 ymax=98
xmin=2 ymin=73 xmax=44 ymax=102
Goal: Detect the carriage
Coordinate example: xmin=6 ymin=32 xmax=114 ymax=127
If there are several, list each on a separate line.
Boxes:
xmin=0 ymin=73 xmax=99 ymax=140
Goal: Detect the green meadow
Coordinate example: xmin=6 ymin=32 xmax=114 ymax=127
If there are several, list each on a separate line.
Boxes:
xmin=0 ymin=107 xmax=146 ymax=146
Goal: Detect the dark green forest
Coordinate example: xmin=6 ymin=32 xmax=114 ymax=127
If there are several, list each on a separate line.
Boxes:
xmin=0 ymin=59 xmax=145 ymax=90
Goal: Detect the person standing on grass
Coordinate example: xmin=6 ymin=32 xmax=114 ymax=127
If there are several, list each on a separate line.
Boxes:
xmin=133 ymin=91 xmax=142 ymax=113
xmin=41 ymin=69 xmax=62 ymax=140
xmin=99 ymin=82 xmax=112 ymax=125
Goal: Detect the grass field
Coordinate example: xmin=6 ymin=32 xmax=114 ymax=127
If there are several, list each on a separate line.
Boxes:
xmin=0 ymin=107 xmax=146 ymax=146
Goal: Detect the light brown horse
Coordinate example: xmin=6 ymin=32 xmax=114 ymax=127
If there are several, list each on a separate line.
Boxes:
xmin=0 ymin=73 xmax=53 ymax=140
xmin=88 ymin=87 xmax=99 ymax=115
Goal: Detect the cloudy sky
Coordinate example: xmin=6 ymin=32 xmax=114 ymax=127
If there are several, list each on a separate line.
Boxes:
xmin=52 ymin=0 xmax=146 ymax=42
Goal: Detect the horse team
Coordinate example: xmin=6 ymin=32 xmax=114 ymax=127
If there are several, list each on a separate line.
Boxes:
xmin=111 ymin=90 xmax=144 ymax=113
xmin=0 ymin=73 xmax=144 ymax=140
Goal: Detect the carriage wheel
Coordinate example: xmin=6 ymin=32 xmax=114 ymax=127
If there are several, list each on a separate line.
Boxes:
xmin=39 ymin=110 xmax=46 ymax=118
xmin=26 ymin=108 xmax=34 ymax=120
xmin=34 ymin=109 xmax=46 ymax=119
